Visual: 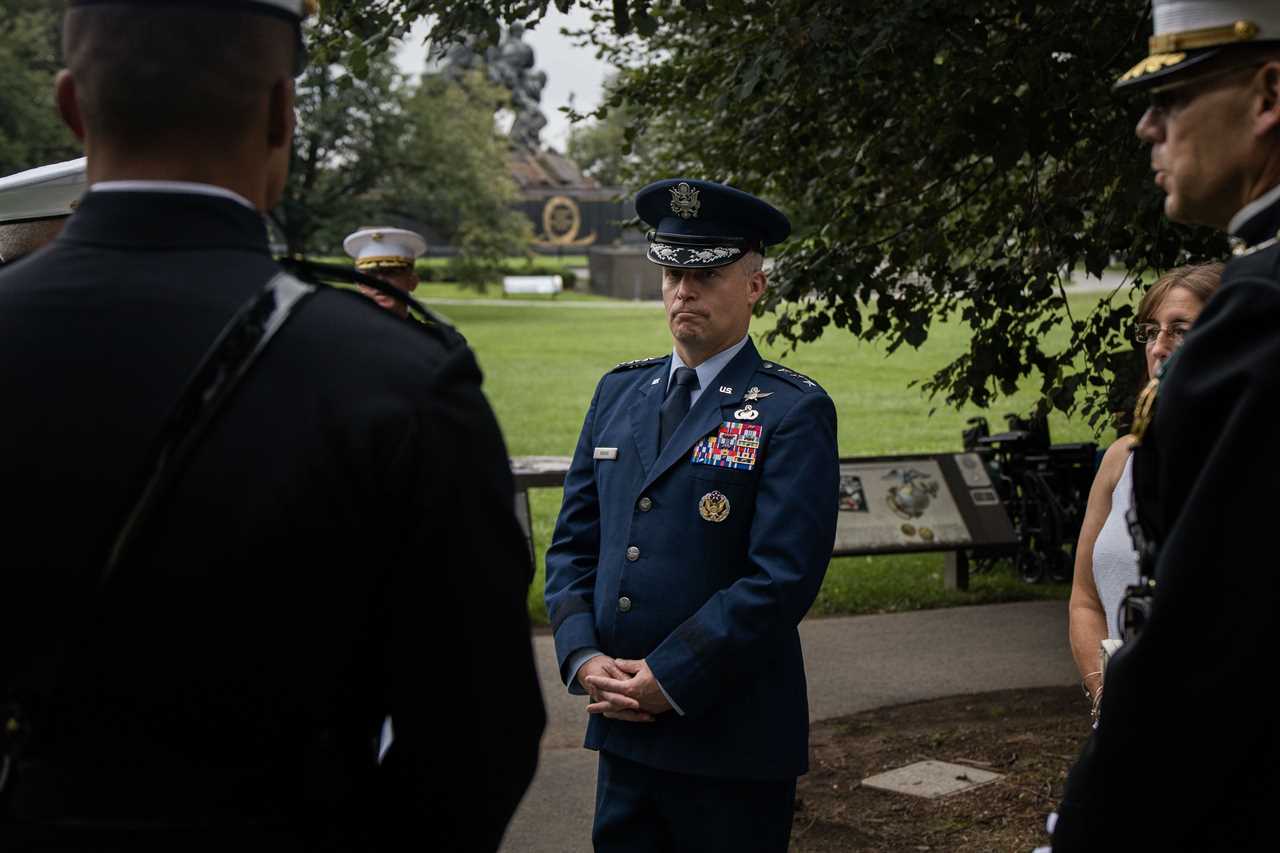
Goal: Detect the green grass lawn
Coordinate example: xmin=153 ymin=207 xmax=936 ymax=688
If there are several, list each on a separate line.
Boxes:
xmin=426 ymin=290 xmax=1132 ymax=624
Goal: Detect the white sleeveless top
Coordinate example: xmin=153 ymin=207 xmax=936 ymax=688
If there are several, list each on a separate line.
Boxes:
xmin=1092 ymin=453 xmax=1140 ymax=640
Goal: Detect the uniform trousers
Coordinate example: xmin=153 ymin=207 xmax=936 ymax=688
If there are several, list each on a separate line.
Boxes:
xmin=592 ymin=751 xmax=796 ymax=853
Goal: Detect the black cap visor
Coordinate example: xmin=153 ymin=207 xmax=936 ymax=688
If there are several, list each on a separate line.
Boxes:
xmin=1113 ymin=47 xmax=1225 ymax=92
xmin=646 ymin=231 xmax=757 ymax=269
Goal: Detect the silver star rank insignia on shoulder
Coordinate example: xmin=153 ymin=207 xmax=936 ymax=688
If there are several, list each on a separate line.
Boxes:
xmin=669 ymin=182 xmax=700 ymax=219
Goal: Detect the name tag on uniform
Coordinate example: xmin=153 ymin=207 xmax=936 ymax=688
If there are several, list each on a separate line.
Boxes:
xmin=593 ymin=447 xmax=619 ymax=460
xmin=691 ymin=421 xmax=762 ymax=470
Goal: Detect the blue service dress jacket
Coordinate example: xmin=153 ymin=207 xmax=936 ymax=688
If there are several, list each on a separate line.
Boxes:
xmin=545 ymin=339 xmax=839 ymax=780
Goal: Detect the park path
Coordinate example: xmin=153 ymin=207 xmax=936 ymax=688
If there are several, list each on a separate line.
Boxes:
xmin=500 ymin=599 xmax=1077 ymax=853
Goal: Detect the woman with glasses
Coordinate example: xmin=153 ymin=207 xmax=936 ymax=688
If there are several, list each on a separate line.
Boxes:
xmin=1067 ymin=261 xmax=1223 ymax=724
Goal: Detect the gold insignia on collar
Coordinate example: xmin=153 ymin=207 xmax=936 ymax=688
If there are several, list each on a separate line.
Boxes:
xmin=1131 ymin=376 xmax=1160 ymax=445
xmin=669 ymin=182 xmax=701 ymax=219
xmin=1230 ymin=230 xmax=1280 ymax=257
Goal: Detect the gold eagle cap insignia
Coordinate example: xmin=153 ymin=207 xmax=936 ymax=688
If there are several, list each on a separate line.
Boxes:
xmin=670 ymin=182 xmax=701 ymax=219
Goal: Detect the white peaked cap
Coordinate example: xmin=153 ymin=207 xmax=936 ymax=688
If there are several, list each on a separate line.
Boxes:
xmin=1117 ymin=0 xmax=1280 ymax=90
xmin=0 ymin=158 xmax=88 ymax=224
xmin=343 ymin=227 xmax=427 ymax=270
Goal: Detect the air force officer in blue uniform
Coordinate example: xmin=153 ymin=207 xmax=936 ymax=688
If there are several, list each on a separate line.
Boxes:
xmin=545 ymin=180 xmax=839 ymax=851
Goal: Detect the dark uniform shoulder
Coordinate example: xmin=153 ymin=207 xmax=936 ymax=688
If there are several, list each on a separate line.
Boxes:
xmin=1225 ymin=241 xmax=1280 ymax=285
xmin=279 ymin=259 xmax=468 ymax=352
xmin=610 ymin=355 xmax=666 ymax=373
xmin=757 ymin=360 xmax=825 ymax=393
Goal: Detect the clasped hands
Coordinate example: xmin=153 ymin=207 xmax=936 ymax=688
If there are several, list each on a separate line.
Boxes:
xmin=578 ymin=656 xmax=672 ymax=723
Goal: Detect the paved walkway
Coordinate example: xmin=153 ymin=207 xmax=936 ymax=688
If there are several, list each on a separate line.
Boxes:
xmin=500 ymin=599 xmax=1076 ymax=852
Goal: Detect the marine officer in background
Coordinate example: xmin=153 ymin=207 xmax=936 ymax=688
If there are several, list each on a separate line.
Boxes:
xmin=545 ymin=179 xmax=840 ymax=851
xmin=1052 ymin=1 xmax=1280 ymax=849
xmin=0 ymin=157 xmax=85 ymax=266
xmin=343 ymin=225 xmax=426 ymax=318
xmin=0 ymin=2 xmax=542 ymax=850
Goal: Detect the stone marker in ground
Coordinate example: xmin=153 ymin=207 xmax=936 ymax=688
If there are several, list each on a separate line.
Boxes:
xmin=861 ymin=759 xmax=1003 ymax=799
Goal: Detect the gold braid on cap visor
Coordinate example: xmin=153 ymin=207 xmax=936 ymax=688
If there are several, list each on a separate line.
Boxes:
xmin=1119 ymin=19 xmax=1260 ymax=83
xmin=355 ymin=256 xmax=414 ymax=270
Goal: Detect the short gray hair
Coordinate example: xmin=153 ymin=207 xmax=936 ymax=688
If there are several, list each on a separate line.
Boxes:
xmin=738 ymin=250 xmax=764 ymax=276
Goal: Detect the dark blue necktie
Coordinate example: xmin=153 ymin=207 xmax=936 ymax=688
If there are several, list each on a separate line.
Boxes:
xmin=659 ymin=366 xmax=700 ymax=449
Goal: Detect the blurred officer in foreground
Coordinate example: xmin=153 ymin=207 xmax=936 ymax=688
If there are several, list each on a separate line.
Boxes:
xmin=0 ymin=157 xmax=85 ymax=266
xmin=545 ymin=179 xmax=839 ymax=851
xmin=344 ymin=226 xmax=426 ymax=318
xmin=1052 ymin=1 xmax=1280 ymax=850
xmin=0 ymin=2 xmax=543 ymax=850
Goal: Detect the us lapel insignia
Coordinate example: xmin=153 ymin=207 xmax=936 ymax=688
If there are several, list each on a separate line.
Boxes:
xmin=669 ymin=182 xmax=701 ymax=219
xmin=743 ymin=386 xmax=774 ymax=403
xmin=733 ymin=404 xmax=760 ymax=421
xmin=719 ymin=385 xmax=733 ymax=394
xmin=698 ymin=490 xmax=730 ymax=523
xmin=691 ymin=421 xmax=763 ymax=470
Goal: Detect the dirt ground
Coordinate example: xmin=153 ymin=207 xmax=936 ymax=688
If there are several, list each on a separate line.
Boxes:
xmin=791 ymin=686 xmax=1090 ymax=852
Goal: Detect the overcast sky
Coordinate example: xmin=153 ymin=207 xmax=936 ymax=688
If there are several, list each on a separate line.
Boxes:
xmin=394 ymin=7 xmax=613 ymax=152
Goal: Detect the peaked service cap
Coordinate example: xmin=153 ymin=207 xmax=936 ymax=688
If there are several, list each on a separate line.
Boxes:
xmin=1116 ymin=0 xmax=1280 ymax=91
xmin=343 ymin=227 xmax=427 ymax=271
xmin=0 ymin=158 xmax=88 ymax=225
xmin=635 ymin=178 xmax=791 ymax=269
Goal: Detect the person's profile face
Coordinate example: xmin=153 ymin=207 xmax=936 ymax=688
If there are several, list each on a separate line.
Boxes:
xmin=357 ymin=265 xmax=418 ymax=318
xmin=1136 ymin=65 xmax=1259 ymax=228
xmin=381 ymin=266 xmax=419 ymax=294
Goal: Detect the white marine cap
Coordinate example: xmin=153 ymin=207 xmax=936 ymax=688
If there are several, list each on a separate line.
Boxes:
xmin=1116 ymin=0 xmax=1280 ymax=90
xmin=0 ymin=158 xmax=88 ymax=225
xmin=343 ymin=227 xmax=427 ymax=271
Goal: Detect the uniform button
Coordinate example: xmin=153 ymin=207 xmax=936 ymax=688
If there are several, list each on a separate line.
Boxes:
xmin=625 ymin=546 xmax=640 ymax=561
xmin=638 ymin=497 xmax=653 ymax=512
xmin=618 ymin=596 xmax=633 ymax=613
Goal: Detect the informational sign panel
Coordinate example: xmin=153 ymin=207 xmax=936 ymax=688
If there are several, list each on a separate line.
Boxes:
xmin=509 ymin=453 xmax=1016 ymax=566
xmin=833 ymin=453 xmax=1016 ymax=556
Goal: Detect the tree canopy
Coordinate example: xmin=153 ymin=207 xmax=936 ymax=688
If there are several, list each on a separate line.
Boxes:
xmin=565 ymin=75 xmax=634 ymax=187
xmin=272 ymin=48 xmax=412 ymax=255
xmin=318 ymin=0 xmax=1224 ymax=432
xmin=272 ymin=25 xmax=529 ymax=278
xmin=0 ymin=0 xmax=81 ymax=176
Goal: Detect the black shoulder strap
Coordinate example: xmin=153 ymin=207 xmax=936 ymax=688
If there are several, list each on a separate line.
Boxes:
xmin=100 ymin=271 xmax=316 ymax=588
xmin=277 ymin=257 xmax=466 ymax=349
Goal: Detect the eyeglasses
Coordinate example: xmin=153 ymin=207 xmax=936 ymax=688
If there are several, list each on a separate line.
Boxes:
xmin=1134 ymin=322 xmax=1190 ymax=344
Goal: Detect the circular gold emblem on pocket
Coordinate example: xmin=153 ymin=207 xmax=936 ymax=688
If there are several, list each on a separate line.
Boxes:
xmin=698 ymin=490 xmax=730 ymax=523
